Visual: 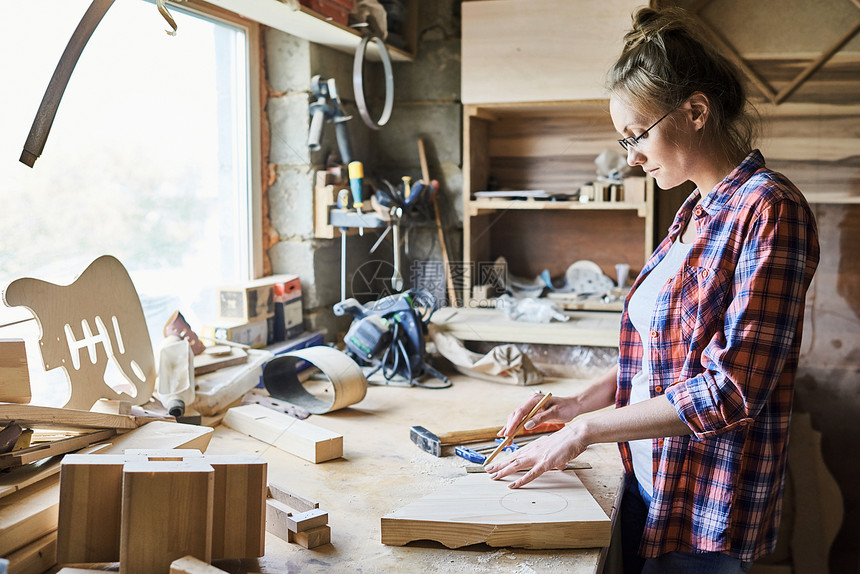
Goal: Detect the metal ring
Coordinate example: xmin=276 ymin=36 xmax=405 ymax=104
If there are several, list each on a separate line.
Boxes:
xmin=353 ymin=35 xmax=394 ymax=130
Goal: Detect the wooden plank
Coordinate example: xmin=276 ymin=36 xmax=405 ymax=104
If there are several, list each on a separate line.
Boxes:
xmin=222 ymin=404 xmax=343 ymax=463
xmin=170 ymin=555 xmax=229 ymax=574
xmin=381 ymin=471 xmax=610 ymax=549
xmin=0 ymin=475 xmax=59 ymax=556
xmin=0 ymin=429 xmax=116 ymax=470
xmin=95 ymin=420 xmax=214 ymax=454
xmin=461 ymin=0 xmax=639 ymax=103
xmin=0 ymin=339 xmax=30 ymax=404
xmin=120 ymin=461 xmax=215 ymax=574
xmin=56 ymin=454 xmax=128 ymax=564
xmin=5 ymin=530 xmax=57 ymax=574
xmin=0 ymin=403 xmax=143 ymax=431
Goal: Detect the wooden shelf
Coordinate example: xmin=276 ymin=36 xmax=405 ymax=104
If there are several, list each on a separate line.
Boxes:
xmin=469 ymin=199 xmax=649 ymax=217
xmin=431 ymin=307 xmax=621 ymax=348
xmin=201 ymin=0 xmax=416 ymax=61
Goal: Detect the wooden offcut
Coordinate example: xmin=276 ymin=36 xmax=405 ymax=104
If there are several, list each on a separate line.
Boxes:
xmin=95 ymin=420 xmax=214 ymax=454
xmin=381 ymin=471 xmax=610 ymax=549
xmin=170 ymin=555 xmax=229 ymax=574
xmin=120 ymin=460 xmax=215 ymax=574
xmin=0 ymin=429 xmax=116 ymax=470
xmin=0 ymin=339 xmax=30 ymax=404
xmin=223 ymin=404 xmax=343 ymax=463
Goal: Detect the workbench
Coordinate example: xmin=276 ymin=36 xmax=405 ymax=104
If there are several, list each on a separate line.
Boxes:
xmin=205 ymin=374 xmax=625 ymax=573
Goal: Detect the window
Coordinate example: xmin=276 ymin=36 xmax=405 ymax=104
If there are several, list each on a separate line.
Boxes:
xmin=0 ymin=0 xmax=260 ymax=404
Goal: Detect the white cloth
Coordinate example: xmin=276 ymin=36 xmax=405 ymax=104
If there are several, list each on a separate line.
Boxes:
xmin=626 ymin=236 xmax=692 ymax=497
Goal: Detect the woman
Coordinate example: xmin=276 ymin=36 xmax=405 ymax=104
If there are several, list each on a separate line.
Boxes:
xmin=485 ymin=7 xmax=819 ymax=573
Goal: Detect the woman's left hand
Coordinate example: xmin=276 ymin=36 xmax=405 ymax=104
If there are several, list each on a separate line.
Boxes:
xmin=485 ymin=424 xmax=588 ymax=488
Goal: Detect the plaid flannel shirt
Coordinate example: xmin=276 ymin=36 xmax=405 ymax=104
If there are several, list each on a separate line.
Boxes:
xmin=617 ymin=150 xmax=819 ymax=561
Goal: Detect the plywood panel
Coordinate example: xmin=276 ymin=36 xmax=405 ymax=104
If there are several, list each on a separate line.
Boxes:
xmin=381 ymin=470 xmax=610 ymax=549
xmin=461 ymin=0 xmax=641 ymax=103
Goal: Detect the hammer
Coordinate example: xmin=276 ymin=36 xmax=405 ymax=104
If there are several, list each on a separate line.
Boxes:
xmin=409 ymin=422 xmax=564 ymax=457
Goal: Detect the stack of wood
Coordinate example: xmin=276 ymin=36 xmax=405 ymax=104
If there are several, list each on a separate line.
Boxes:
xmin=0 ymin=402 xmax=213 ymax=574
xmin=265 ymin=482 xmax=331 ymax=549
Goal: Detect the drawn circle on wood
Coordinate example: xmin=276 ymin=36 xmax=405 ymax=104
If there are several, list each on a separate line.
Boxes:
xmin=500 ymin=490 xmax=569 ymax=515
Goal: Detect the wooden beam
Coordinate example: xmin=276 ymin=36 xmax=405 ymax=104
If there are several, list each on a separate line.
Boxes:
xmin=4 ymin=531 xmax=57 ymax=574
xmin=774 ymin=19 xmax=860 ymax=104
xmin=223 ymin=404 xmax=343 ymax=463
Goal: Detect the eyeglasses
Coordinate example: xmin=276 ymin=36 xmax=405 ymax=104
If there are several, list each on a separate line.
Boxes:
xmin=617 ymin=108 xmax=675 ymax=152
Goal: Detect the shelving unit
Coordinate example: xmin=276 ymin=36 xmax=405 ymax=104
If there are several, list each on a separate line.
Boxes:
xmin=202 ymin=0 xmax=417 ymax=61
xmin=461 ymin=100 xmax=655 ymax=306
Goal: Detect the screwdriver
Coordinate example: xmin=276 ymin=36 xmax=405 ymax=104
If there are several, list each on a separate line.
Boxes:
xmin=348 ymin=161 xmax=364 ymax=236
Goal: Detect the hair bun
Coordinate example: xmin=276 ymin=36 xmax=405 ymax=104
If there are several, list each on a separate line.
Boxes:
xmin=623 ymin=6 xmax=697 ymax=50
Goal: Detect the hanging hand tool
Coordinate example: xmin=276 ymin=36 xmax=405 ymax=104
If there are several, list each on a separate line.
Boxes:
xmin=349 ymin=161 xmax=365 ymax=236
xmin=390 ymin=206 xmax=404 ymax=291
xmin=308 ymin=75 xmax=353 ymax=164
xmin=418 ymin=139 xmax=458 ymax=307
xmin=337 ymin=188 xmax=351 ymax=301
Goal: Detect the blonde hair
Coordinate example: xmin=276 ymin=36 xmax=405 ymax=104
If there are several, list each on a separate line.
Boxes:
xmin=607 ymin=7 xmax=757 ymax=164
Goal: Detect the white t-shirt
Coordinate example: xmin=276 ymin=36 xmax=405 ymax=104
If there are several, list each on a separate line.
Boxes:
xmin=626 ymin=236 xmax=692 ymax=497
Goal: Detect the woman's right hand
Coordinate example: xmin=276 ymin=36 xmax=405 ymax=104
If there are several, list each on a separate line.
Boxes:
xmin=496 ymin=393 xmax=579 ymax=438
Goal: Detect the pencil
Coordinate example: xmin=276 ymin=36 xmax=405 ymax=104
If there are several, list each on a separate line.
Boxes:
xmin=483 ymin=392 xmax=553 ymax=466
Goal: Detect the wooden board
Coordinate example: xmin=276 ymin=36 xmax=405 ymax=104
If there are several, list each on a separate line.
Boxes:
xmin=0 ymin=339 xmax=30 ymax=404
xmin=0 ymin=474 xmax=60 ymax=556
xmin=0 ymin=402 xmax=145 ymax=431
xmin=0 ymin=429 xmax=115 ymax=470
xmin=2 ymin=255 xmax=156 ymax=410
xmin=381 ymin=471 xmax=610 ymax=549
xmin=95 ymin=420 xmax=214 ymax=454
xmin=5 ymin=530 xmax=57 ymax=574
xmin=120 ymin=460 xmax=215 ymax=574
xmin=222 ymin=404 xmax=343 ymax=463
xmin=461 ymin=0 xmax=640 ymax=103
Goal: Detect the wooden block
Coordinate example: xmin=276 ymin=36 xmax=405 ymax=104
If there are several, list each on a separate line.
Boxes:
xmin=265 ymin=497 xmax=294 ymax=542
xmin=286 ymin=508 xmax=328 ymax=533
xmin=120 ymin=461 xmax=215 ymax=574
xmin=0 ymin=339 xmax=30 ymax=404
xmin=96 ymin=420 xmax=214 ymax=454
xmin=56 ymin=454 xmax=129 ymax=564
xmin=5 ymin=530 xmax=56 ymax=574
xmin=124 ymin=448 xmax=205 ymax=460
xmin=204 ymin=455 xmax=267 ymax=560
xmin=293 ymin=524 xmax=331 ymax=549
xmin=0 ymin=474 xmax=60 ymax=556
xmin=267 ymin=482 xmax=319 ymax=512
xmin=57 ymin=569 xmax=111 ymax=574
xmin=223 ymin=404 xmax=342 ymax=463
xmin=381 ymin=471 xmax=610 ymax=549
xmin=170 ymin=555 xmax=229 ymax=573
xmin=90 ymin=398 xmax=132 ymax=415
